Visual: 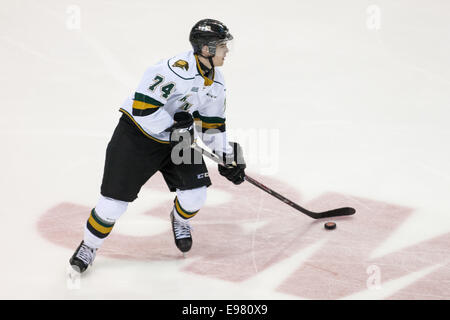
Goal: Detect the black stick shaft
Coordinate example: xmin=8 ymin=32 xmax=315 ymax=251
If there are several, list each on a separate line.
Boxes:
xmin=191 ymin=142 xmax=356 ymax=219
xmin=243 ymin=175 xmax=318 ymax=218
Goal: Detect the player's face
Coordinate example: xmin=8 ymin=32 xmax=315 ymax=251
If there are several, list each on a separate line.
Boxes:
xmin=212 ymin=42 xmax=229 ymax=66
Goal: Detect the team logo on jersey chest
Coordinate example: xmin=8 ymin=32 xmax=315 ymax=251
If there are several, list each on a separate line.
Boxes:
xmin=172 ymin=60 xmax=189 ymax=71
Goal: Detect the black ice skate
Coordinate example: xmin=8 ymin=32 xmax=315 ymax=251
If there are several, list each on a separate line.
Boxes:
xmin=69 ymin=241 xmax=97 ymax=273
xmin=170 ymin=211 xmax=193 ymax=253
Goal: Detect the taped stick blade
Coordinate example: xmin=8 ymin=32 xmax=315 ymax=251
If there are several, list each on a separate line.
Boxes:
xmin=317 ymin=207 xmax=356 ymax=219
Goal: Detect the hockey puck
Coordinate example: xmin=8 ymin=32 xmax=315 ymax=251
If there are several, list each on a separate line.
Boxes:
xmin=324 ymin=222 xmax=336 ymax=230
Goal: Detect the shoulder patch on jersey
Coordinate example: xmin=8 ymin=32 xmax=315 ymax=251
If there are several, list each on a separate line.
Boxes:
xmin=172 ymin=59 xmax=189 ymax=71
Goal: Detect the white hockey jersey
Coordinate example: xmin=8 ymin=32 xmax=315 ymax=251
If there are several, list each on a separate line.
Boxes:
xmin=120 ymin=50 xmax=232 ymax=155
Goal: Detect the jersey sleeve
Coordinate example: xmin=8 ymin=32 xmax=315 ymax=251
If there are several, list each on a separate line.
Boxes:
xmin=194 ymin=87 xmax=233 ymax=156
xmin=130 ymin=64 xmax=176 ymax=134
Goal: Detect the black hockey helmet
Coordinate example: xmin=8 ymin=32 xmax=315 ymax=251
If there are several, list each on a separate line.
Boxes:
xmin=189 ymin=19 xmax=233 ymax=56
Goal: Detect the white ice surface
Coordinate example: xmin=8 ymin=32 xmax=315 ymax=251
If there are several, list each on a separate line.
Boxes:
xmin=1 ymin=0 xmax=449 ymax=299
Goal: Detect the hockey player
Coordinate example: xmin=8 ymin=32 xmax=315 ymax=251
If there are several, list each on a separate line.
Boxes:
xmin=69 ymin=19 xmax=246 ymax=273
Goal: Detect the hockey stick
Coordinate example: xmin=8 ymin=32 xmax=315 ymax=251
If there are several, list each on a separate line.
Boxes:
xmin=191 ymin=141 xmax=356 ymax=219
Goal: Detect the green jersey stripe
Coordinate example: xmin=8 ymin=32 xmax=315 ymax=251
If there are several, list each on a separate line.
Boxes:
xmin=192 ymin=111 xmax=225 ymax=124
xmin=134 ymin=92 xmax=164 ymax=107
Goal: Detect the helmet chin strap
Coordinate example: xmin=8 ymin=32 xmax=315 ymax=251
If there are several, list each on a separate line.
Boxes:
xmin=208 ymin=56 xmax=214 ymax=68
xmin=198 ymin=53 xmax=215 ymax=69
xmin=198 ymin=44 xmax=215 ymax=69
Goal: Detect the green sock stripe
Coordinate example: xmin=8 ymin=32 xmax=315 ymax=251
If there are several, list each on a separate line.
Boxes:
xmin=91 ymin=209 xmax=115 ymax=228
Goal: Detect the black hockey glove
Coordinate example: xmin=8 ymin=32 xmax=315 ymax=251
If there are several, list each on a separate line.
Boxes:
xmin=165 ymin=111 xmax=194 ymax=146
xmin=218 ymin=142 xmax=246 ymax=185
